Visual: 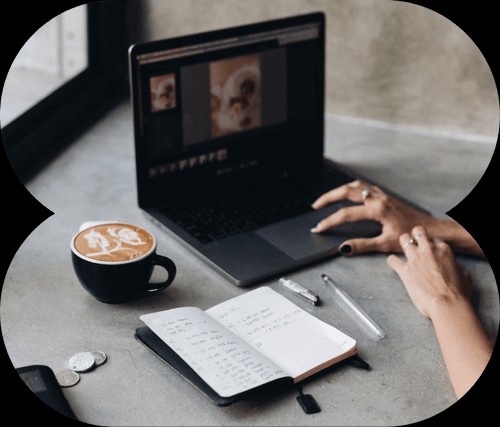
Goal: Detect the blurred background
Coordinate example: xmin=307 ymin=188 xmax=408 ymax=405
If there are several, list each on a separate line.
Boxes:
xmin=2 ymin=0 xmax=498 ymax=139
xmin=136 ymin=0 xmax=499 ymax=138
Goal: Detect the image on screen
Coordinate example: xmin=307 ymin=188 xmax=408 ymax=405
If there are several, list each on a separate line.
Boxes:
xmin=209 ymin=54 xmax=262 ymax=137
xmin=150 ymin=73 xmax=177 ymax=112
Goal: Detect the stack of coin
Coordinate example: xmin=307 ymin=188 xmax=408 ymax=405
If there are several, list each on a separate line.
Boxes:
xmin=56 ymin=350 xmax=107 ymax=387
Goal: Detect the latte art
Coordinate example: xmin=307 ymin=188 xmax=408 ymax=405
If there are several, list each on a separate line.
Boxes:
xmin=74 ymin=223 xmax=155 ymax=262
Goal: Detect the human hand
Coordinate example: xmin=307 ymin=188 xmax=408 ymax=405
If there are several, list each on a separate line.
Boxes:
xmin=311 ymin=180 xmax=436 ymax=255
xmin=386 ymin=226 xmax=473 ymax=319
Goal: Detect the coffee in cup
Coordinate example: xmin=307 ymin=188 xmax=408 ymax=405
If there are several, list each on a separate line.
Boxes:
xmin=71 ymin=222 xmax=176 ymax=303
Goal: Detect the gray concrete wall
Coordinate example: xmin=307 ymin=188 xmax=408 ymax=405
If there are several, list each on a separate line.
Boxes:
xmin=131 ymin=0 xmax=499 ymax=138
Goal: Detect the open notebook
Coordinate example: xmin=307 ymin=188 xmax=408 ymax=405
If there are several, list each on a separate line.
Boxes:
xmin=135 ymin=287 xmax=357 ymax=405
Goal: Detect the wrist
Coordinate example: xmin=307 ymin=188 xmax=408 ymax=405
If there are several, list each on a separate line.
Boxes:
xmin=424 ymin=219 xmax=483 ymax=257
xmin=427 ymin=292 xmax=473 ymax=322
xmin=424 ymin=218 xmax=455 ymax=239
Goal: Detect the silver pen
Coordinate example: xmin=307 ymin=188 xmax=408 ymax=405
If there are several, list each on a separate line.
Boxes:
xmin=322 ymin=274 xmax=385 ymax=340
xmin=279 ymin=277 xmax=320 ymax=306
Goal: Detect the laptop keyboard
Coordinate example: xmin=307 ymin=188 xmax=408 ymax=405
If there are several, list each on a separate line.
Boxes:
xmin=162 ymin=167 xmax=353 ymax=244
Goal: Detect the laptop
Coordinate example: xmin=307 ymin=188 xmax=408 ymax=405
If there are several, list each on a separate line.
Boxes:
xmin=129 ymin=12 xmax=382 ymax=286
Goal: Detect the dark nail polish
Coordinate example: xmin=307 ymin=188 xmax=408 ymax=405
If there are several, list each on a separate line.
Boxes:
xmin=340 ymin=244 xmax=352 ymax=255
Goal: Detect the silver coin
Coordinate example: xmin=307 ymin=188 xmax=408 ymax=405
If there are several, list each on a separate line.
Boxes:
xmin=90 ymin=350 xmax=107 ymax=367
xmin=56 ymin=370 xmax=80 ymax=387
xmin=67 ymin=351 xmax=96 ymax=373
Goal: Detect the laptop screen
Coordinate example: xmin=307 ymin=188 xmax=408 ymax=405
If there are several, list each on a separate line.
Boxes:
xmin=130 ymin=13 xmax=325 ymax=207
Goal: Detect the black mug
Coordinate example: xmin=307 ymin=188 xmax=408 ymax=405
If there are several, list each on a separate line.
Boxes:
xmin=71 ymin=222 xmax=176 ymax=303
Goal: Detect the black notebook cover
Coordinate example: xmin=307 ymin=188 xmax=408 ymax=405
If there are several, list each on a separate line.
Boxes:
xmin=134 ymin=326 xmax=293 ymax=406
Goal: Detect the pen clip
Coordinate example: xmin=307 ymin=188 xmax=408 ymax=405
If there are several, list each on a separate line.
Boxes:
xmin=279 ymin=277 xmax=320 ymax=306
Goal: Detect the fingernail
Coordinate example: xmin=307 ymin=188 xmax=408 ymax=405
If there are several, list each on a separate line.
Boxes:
xmin=311 ymin=201 xmax=319 ymax=209
xmin=311 ymin=222 xmax=322 ymax=233
xmin=339 ymin=244 xmax=352 ymax=255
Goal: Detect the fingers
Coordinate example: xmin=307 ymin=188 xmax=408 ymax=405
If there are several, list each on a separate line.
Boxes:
xmin=312 ymin=180 xmax=375 ymax=209
xmin=399 ymin=226 xmax=436 ymax=255
xmin=311 ymin=185 xmax=350 ymax=209
xmin=311 ymin=205 xmax=372 ymax=233
xmin=387 ymin=226 xmax=431 ymax=270
xmin=338 ymin=236 xmax=391 ymax=256
xmin=387 ymin=254 xmax=405 ymax=273
xmin=386 ymin=228 xmax=427 ymax=269
xmin=412 ymin=226 xmax=430 ymax=248
xmin=311 ymin=180 xmax=388 ymax=234
xmin=433 ymin=237 xmax=451 ymax=254
xmin=399 ymin=232 xmax=418 ymax=257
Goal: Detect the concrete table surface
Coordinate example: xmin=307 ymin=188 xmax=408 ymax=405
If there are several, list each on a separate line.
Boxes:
xmin=1 ymin=101 xmax=498 ymax=426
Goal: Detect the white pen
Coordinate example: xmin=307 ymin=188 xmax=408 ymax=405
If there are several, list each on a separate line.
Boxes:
xmin=279 ymin=277 xmax=320 ymax=306
xmin=322 ymin=274 xmax=385 ymax=340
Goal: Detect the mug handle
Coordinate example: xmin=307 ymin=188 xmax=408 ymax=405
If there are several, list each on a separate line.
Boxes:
xmin=146 ymin=255 xmax=177 ymax=293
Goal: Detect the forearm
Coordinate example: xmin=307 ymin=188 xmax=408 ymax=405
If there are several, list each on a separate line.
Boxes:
xmin=430 ymin=296 xmax=493 ymax=399
xmin=425 ymin=218 xmax=484 ymax=258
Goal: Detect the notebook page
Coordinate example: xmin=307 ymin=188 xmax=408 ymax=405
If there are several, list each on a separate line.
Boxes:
xmin=206 ymin=287 xmax=356 ymax=381
xmin=140 ymin=306 xmax=288 ymax=397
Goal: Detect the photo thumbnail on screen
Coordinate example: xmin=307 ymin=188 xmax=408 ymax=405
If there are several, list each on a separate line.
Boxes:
xmin=150 ymin=73 xmax=177 ymax=112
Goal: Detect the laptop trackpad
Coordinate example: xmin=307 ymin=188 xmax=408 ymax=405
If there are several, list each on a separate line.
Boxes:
xmin=256 ymin=207 xmax=381 ymax=261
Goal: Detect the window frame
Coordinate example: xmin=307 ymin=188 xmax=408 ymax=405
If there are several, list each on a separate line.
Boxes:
xmin=1 ymin=0 xmax=130 ymax=182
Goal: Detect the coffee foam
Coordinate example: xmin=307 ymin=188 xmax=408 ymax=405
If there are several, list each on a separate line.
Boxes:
xmin=73 ymin=223 xmax=155 ymax=263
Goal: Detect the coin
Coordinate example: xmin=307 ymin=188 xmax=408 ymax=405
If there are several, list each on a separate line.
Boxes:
xmin=90 ymin=350 xmax=107 ymax=367
xmin=56 ymin=370 xmax=80 ymax=387
xmin=67 ymin=351 xmax=96 ymax=373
